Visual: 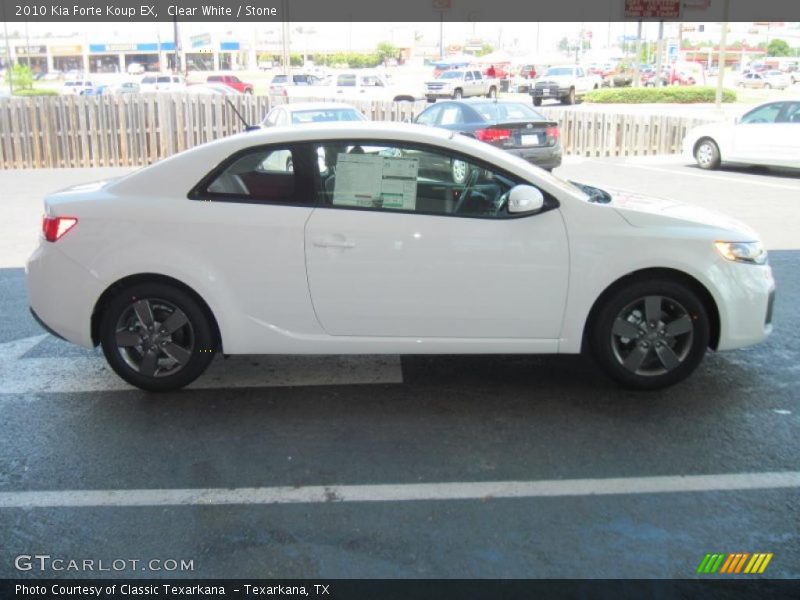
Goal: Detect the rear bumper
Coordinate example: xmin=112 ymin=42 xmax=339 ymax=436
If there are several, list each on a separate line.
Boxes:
xmin=26 ymin=242 xmax=100 ymax=348
xmin=507 ymin=146 xmax=563 ymax=170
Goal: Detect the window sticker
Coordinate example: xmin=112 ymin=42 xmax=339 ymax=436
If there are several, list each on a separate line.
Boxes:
xmin=333 ymin=153 xmax=419 ymax=210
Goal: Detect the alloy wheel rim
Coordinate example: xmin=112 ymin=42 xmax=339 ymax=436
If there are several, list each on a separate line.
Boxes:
xmin=610 ymin=295 xmax=694 ymax=376
xmin=696 ymin=143 xmax=713 ymax=166
xmin=452 ymin=160 xmax=468 ymax=183
xmin=114 ymin=298 xmax=195 ymax=378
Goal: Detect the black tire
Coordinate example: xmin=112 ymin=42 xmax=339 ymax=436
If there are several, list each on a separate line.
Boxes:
xmin=562 ymin=87 xmax=575 ymax=105
xmin=532 ymin=97 xmax=542 ymax=107
xmin=590 ymin=279 xmax=710 ymax=390
xmin=764 ymin=83 xmax=771 ymax=89
xmin=453 ymin=88 xmax=463 ymax=99
xmin=486 ymin=86 xmax=497 ymax=99
xmin=99 ymin=282 xmax=216 ymax=392
xmin=694 ymin=138 xmax=721 ymax=170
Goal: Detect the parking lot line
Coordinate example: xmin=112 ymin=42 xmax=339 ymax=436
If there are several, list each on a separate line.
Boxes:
xmin=1 ymin=472 xmax=797 ymax=509
xmin=622 ymin=164 xmax=800 ymax=191
xmin=0 ymin=335 xmax=403 ymax=394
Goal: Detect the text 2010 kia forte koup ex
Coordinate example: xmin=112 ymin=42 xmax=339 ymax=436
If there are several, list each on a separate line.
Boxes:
xmin=26 ymin=123 xmax=775 ymax=392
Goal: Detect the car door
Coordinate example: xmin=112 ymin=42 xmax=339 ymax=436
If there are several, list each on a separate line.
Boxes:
xmin=303 ymin=140 xmax=569 ymax=340
xmin=729 ymin=102 xmax=785 ymax=165
xmin=772 ymin=101 xmax=800 ymax=168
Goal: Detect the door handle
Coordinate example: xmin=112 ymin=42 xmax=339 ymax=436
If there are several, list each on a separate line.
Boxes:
xmin=313 ymin=239 xmax=356 ymax=249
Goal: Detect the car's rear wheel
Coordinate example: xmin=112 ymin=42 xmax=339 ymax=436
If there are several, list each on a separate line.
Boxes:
xmin=694 ymin=138 xmax=721 ymax=170
xmin=532 ymin=97 xmax=542 ymax=106
xmin=453 ymin=88 xmax=463 ymax=99
xmin=99 ymin=282 xmax=216 ymax=392
xmin=486 ymin=87 xmax=497 ymax=99
xmin=764 ymin=83 xmax=771 ymax=89
xmin=590 ymin=279 xmax=709 ymax=390
xmin=562 ymin=87 xmax=575 ymax=105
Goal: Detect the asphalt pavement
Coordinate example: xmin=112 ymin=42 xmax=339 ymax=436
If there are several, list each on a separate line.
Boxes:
xmin=0 ymin=158 xmax=798 ymax=580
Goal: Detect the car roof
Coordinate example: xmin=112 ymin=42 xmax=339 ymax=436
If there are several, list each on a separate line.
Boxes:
xmin=276 ymin=102 xmax=361 ymax=113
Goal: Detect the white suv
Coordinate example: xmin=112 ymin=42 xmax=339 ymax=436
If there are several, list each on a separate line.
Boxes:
xmin=140 ymin=74 xmax=187 ymax=93
xmin=60 ymin=80 xmax=95 ymax=96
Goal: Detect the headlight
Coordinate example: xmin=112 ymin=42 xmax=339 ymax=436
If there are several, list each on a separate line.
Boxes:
xmin=714 ymin=241 xmax=767 ymax=265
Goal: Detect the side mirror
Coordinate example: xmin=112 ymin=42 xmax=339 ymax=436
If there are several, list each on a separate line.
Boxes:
xmin=508 ymin=185 xmax=545 ymax=214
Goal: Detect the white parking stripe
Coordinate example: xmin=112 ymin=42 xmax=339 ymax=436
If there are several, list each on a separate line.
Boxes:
xmin=0 ymin=335 xmax=402 ymax=395
xmin=623 ymin=164 xmax=800 ymax=191
xmin=1 ymin=472 xmax=797 ymax=508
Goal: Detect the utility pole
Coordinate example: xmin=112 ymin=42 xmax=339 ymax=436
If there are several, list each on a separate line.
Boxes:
xmin=173 ymin=17 xmax=181 ymax=74
xmin=715 ymin=0 xmax=729 ymax=110
xmin=655 ymin=20 xmax=664 ymax=87
xmin=439 ymin=12 xmax=444 ymax=58
xmin=633 ymin=20 xmax=642 ymax=87
xmin=2 ymin=5 xmax=13 ymax=94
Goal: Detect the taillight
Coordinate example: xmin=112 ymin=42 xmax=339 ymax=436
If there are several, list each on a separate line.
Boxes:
xmin=545 ymin=126 xmax=560 ymax=146
xmin=476 ymin=128 xmax=511 ymax=143
xmin=42 ymin=216 xmax=78 ymax=242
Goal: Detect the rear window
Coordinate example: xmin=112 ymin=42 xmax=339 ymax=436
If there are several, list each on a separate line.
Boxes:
xmin=473 ymin=103 xmax=546 ymax=122
xmin=271 ymin=75 xmax=287 ymax=83
xmin=290 ymin=109 xmax=365 ymax=124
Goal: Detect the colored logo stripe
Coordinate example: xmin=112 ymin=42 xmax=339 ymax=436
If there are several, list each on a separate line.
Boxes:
xmin=699 ymin=553 xmax=773 ymax=574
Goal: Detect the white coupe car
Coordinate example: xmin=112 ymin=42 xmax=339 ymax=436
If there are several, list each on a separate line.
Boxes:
xmin=27 ymin=123 xmax=775 ymax=392
xmin=684 ymin=100 xmax=800 ymax=170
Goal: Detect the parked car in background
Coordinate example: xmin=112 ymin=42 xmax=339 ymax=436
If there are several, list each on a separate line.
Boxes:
xmin=114 ymin=82 xmax=141 ymax=95
xmin=127 ymin=62 xmax=145 ymax=75
xmin=737 ymin=71 xmax=789 ymax=90
xmin=187 ymin=83 xmax=242 ymax=95
xmin=27 ymin=122 xmax=774 ymax=392
xmin=425 ymin=69 xmax=499 ymax=101
xmin=413 ymin=99 xmax=561 ymax=175
xmin=60 ymin=79 xmax=95 ymax=96
xmin=531 ymin=65 xmax=601 ymax=106
xmin=683 ymin=100 xmax=800 ymax=170
xmin=285 ymin=71 xmax=423 ymax=103
xmin=261 ymin=103 xmax=366 ymax=127
xmin=268 ymin=73 xmax=324 ymax=96
xmin=140 ymin=74 xmax=187 ymax=93
xmin=207 ymin=74 xmax=254 ymax=95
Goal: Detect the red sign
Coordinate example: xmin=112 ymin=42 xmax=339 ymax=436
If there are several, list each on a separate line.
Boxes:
xmin=624 ymin=0 xmax=681 ymax=19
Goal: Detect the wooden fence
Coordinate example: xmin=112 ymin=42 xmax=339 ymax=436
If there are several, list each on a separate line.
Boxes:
xmin=0 ymin=95 xmax=713 ymax=170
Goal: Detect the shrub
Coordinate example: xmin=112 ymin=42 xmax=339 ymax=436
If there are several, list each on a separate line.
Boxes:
xmin=584 ymin=86 xmax=737 ymax=104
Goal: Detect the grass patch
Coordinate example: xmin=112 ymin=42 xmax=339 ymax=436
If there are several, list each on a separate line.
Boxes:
xmin=584 ymin=86 xmax=737 ymax=104
xmin=12 ymin=88 xmax=59 ymax=97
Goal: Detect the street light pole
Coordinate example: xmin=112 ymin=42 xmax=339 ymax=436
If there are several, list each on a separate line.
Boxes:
xmin=715 ymin=0 xmax=729 ymax=111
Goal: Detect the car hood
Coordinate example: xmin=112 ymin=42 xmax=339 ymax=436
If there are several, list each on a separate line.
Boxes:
xmin=605 ymin=187 xmax=759 ymax=240
xmin=536 ymin=75 xmax=575 ymax=84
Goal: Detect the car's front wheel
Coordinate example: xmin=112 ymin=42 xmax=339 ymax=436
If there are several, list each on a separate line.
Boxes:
xmin=590 ymin=279 xmax=710 ymax=389
xmin=99 ymin=282 xmax=216 ymax=392
xmin=532 ymin=97 xmax=542 ymax=106
xmin=694 ymin=138 xmax=721 ymax=170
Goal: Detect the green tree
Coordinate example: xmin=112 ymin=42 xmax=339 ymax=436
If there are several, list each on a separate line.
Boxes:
xmin=767 ymin=38 xmax=791 ymax=57
xmin=476 ymin=43 xmax=495 ymax=57
xmin=6 ymin=63 xmax=33 ymax=90
xmin=376 ymin=42 xmax=398 ymax=63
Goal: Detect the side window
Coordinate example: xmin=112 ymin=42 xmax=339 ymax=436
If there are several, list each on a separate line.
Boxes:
xmin=778 ymin=102 xmax=800 ymax=123
xmin=337 ymin=74 xmax=356 ymax=87
xmin=439 ymin=106 xmax=463 ymax=126
xmin=577 ymin=68 xmax=585 ymax=77
xmin=264 ymin=109 xmax=280 ymax=126
xmin=465 ymin=72 xmax=474 ymax=81
xmin=312 ymin=141 xmax=529 ymax=219
xmin=195 ymin=145 xmax=319 ymax=205
xmin=415 ymin=105 xmax=442 ymax=126
xmin=473 ymin=71 xmax=482 ymax=80
xmin=741 ymin=103 xmax=783 ymax=124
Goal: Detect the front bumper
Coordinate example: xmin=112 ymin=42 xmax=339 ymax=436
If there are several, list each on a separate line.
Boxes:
xmin=713 ymin=260 xmax=775 ymax=351
xmin=531 ymin=86 xmax=568 ymax=99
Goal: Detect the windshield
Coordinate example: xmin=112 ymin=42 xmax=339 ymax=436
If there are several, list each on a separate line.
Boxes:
xmin=291 ymin=109 xmax=365 ymax=124
xmin=544 ymin=67 xmax=575 ymax=77
xmin=437 ymin=71 xmax=464 ymax=80
xmin=473 ymin=103 xmax=546 ymax=122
